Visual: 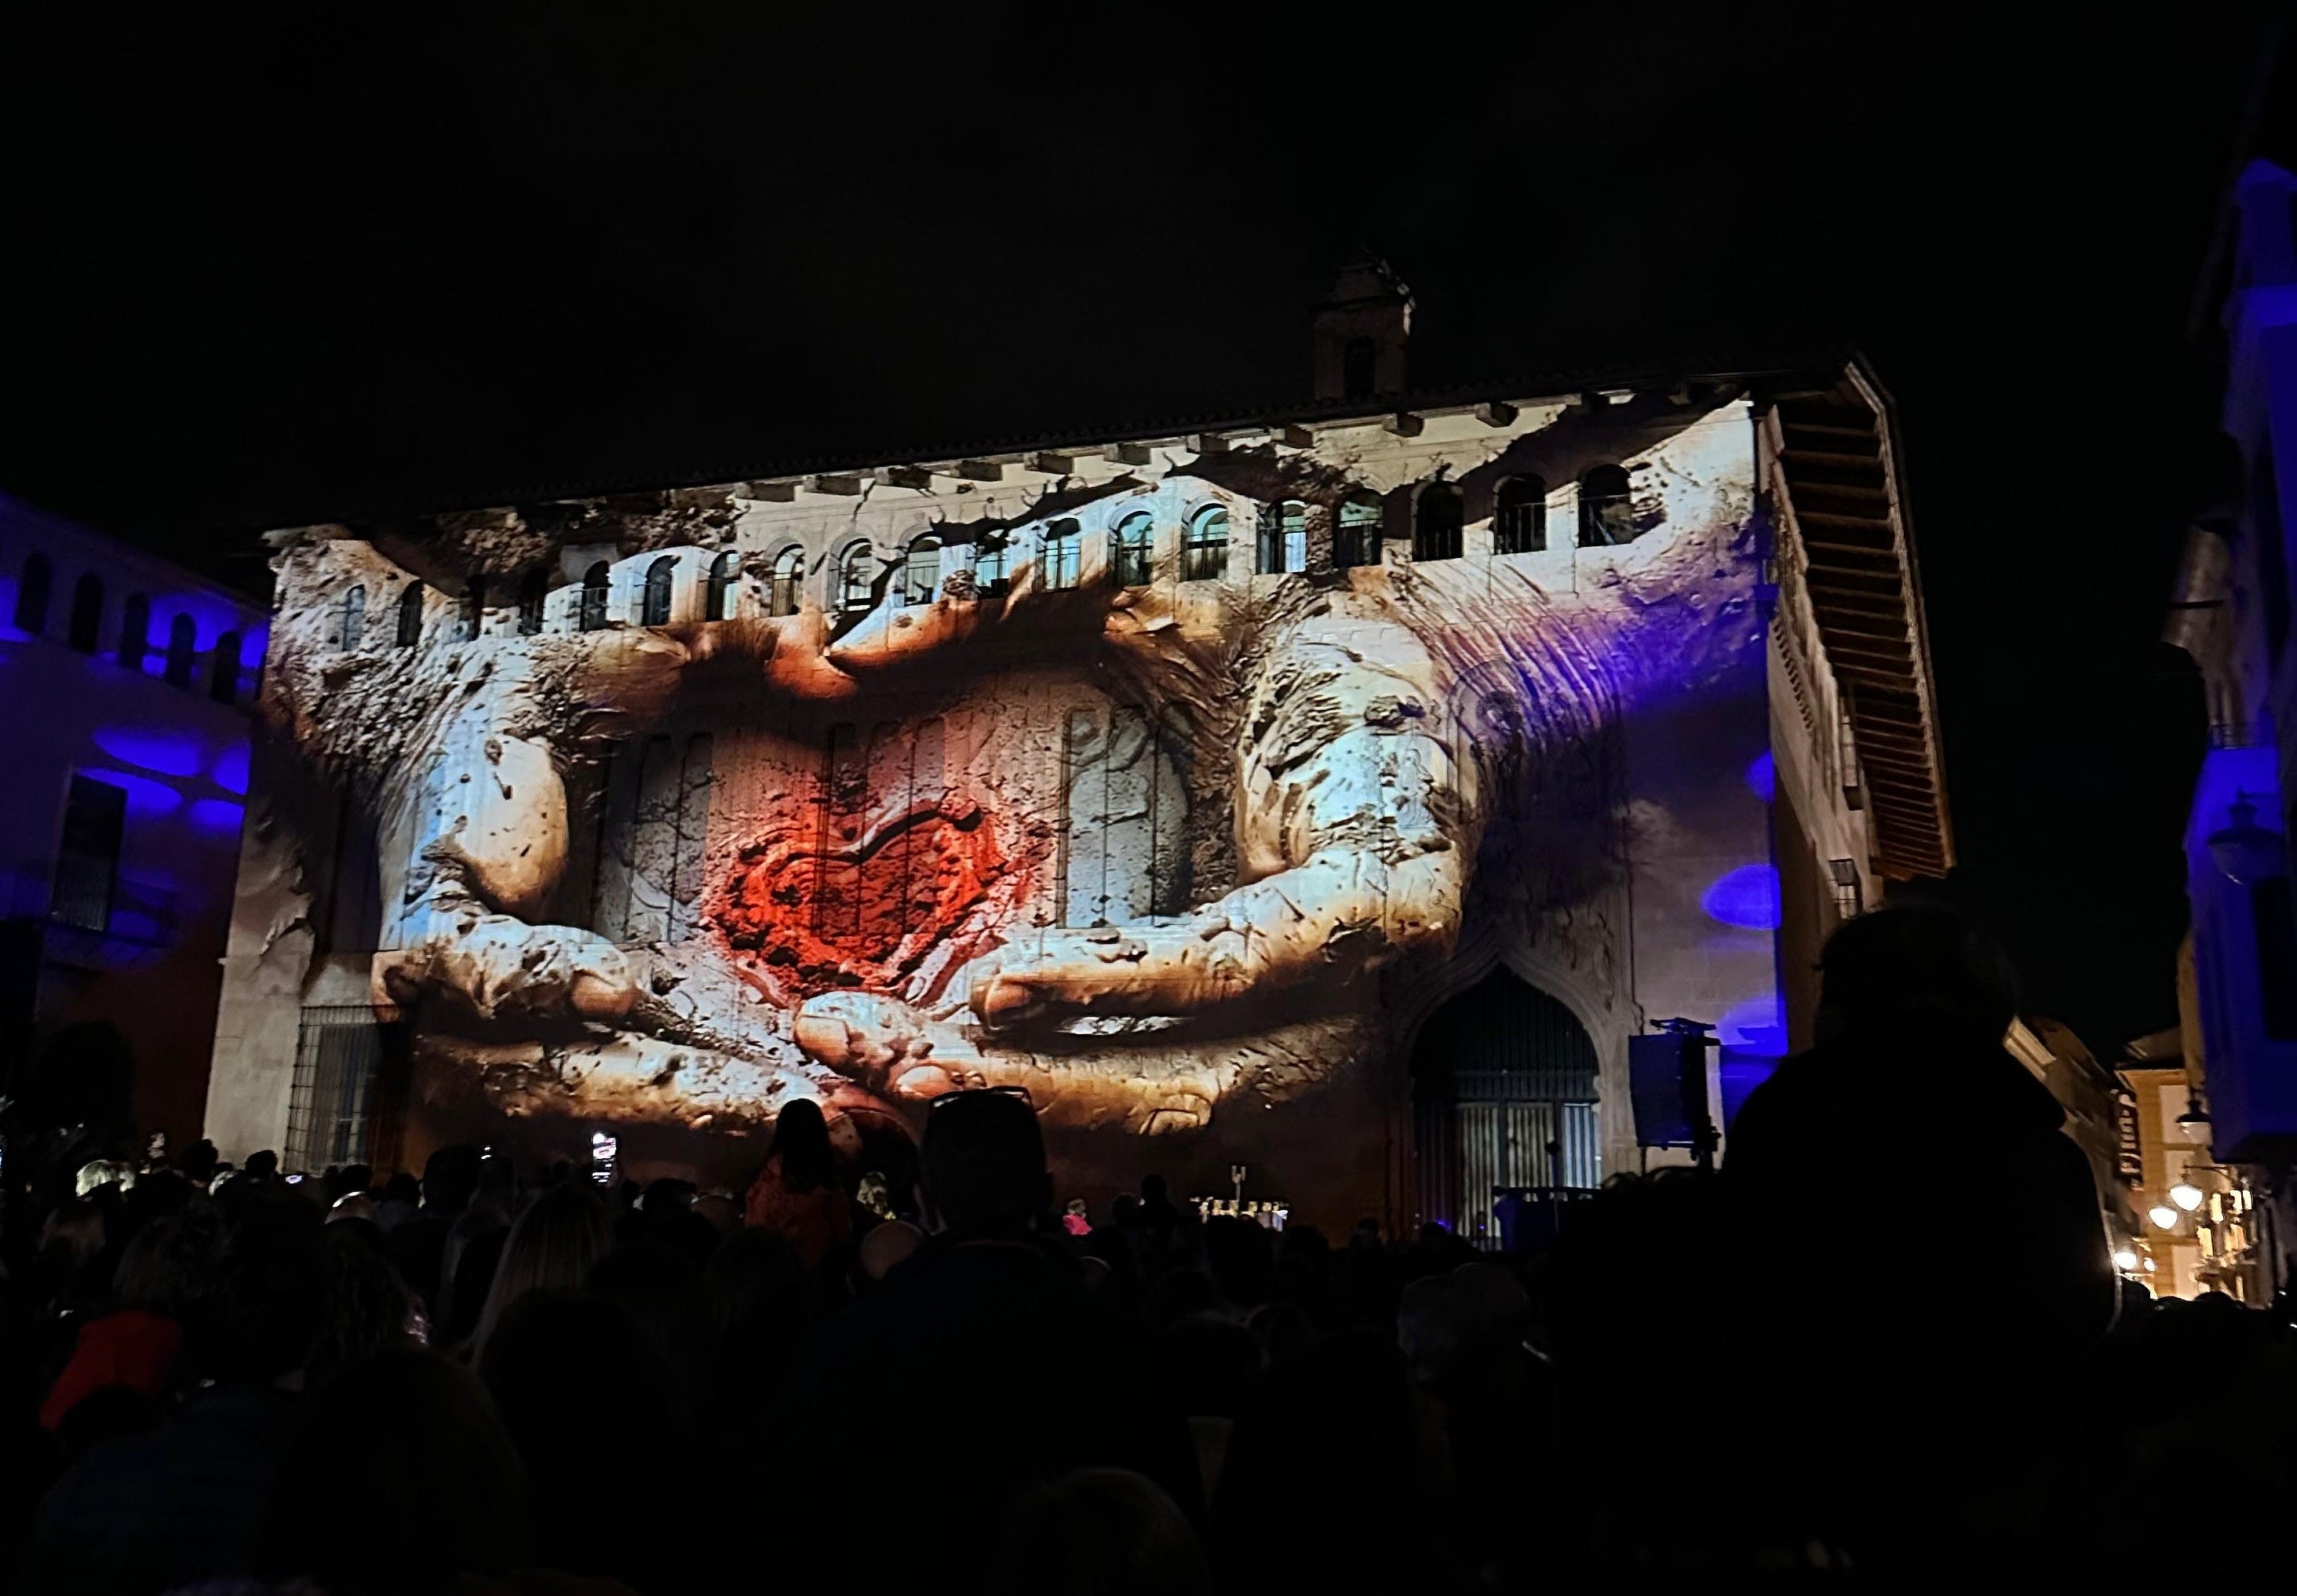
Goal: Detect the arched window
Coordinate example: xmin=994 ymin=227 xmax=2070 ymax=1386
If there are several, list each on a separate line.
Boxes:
xmin=1110 ymin=512 xmax=1153 ymax=587
xmin=1183 ymin=506 xmax=1229 ymax=582
xmin=1257 ymin=500 xmax=1307 ymax=575
xmin=461 ymin=575 xmax=487 ymax=642
xmin=1413 ymin=483 xmax=1463 ymax=562
xmin=338 ymin=585 xmax=366 ymax=650
xmin=972 ymin=532 xmax=1008 ymax=596
xmin=164 ymin=614 xmax=197 ymax=686
xmin=707 ymin=551 xmax=741 ymax=620
xmin=837 ymin=543 xmax=877 ymax=614
xmin=1336 ymin=493 xmax=1384 ymax=569
xmin=768 ymin=547 xmax=805 ymax=617
xmin=641 ymin=556 xmax=676 ymax=626
xmin=516 ymin=572 xmax=547 ymax=636
xmin=210 ymin=632 xmax=241 ymax=703
xmin=578 ymin=562 xmax=611 ymax=632
xmin=119 ymin=592 xmax=151 ymax=669
xmin=1493 ymin=476 xmax=1548 ymax=555
xmin=1042 ymin=519 xmax=1081 ymax=590
xmin=67 ymin=574 xmax=104 ymax=652
xmin=396 ymin=581 xmax=425 ymax=648
xmin=13 ymin=552 xmax=51 ymax=632
xmin=1344 ymin=337 xmax=1376 ymax=401
xmin=903 ymin=535 xmax=942 ymax=606
xmin=1579 ymin=465 xmax=1635 ymax=546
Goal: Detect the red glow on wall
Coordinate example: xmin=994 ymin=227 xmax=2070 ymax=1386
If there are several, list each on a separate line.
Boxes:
xmin=716 ymin=789 xmax=1012 ymax=997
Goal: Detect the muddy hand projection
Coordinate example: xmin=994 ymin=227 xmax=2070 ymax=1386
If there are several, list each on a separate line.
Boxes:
xmin=238 ymin=390 xmax=1776 ymax=1200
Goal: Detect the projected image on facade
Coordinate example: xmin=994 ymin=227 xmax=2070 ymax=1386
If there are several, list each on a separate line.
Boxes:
xmin=215 ymin=388 xmax=1791 ymax=1220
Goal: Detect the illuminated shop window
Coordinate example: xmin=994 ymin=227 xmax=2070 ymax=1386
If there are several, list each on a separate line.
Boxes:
xmin=903 ymin=534 xmax=942 ymax=606
xmin=120 ymin=592 xmax=151 ymax=669
xmin=641 ymin=557 xmax=676 ymax=626
xmin=14 ymin=551 xmax=50 ymax=632
xmin=837 ymin=543 xmax=877 ymax=614
xmin=1579 ymin=464 xmax=1636 ymax=545
xmin=1183 ymin=506 xmax=1229 ymax=582
xmin=516 ymin=572 xmax=547 ymax=635
xmin=1043 ymin=519 xmax=1081 ymax=590
xmin=1336 ymin=493 xmax=1383 ymax=569
xmin=707 ymin=551 xmax=741 ymax=620
xmin=396 ymin=582 xmax=425 ymax=648
xmin=768 ymin=547 xmax=804 ymax=617
xmin=1111 ymin=512 xmax=1154 ymax=587
xmin=165 ymin=614 xmax=197 ymax=684
xmin=67 ymin=574 xmax=103 ymax=652
xmin=1493 ymin=476 xmax=1548 ymax=555
xmin=461 ymin=575 xmax=487 ymax=642
xmin=1413 ymin=483 xmax=1463 ymax=562
xmin=973 ymin=532 xmax=1008 ymax=596
xmin=1258 ymin=500 xmax=1307 ymax=575
xmin=211 ymin=631 xmax=241 ymax=704
xmin=337 ymin=586 xmax=365 ymax=650
xmin=579 ymin=563 xmax=611 ymax=632
xmin=49 ymin=773 xmax=125 ymax=933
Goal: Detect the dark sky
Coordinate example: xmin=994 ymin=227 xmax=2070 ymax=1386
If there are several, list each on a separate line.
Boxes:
xmin=2 ymin=5 xmax=2280 ymax=1052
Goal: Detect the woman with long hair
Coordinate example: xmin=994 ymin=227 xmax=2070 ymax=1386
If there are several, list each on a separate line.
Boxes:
xmin=742 ymin=1099 xmax=850 ymax=1268
xmin=465 ymin=1180 xmax=611 ymax=1361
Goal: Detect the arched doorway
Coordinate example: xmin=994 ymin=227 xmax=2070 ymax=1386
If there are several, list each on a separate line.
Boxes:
xmin=1411 ymin=968 xmax=1600 ymax=1239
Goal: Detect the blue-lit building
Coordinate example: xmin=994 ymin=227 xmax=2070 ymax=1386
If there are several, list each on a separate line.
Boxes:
xmin=0 ymin=493 xmax=268 ymax=1150
xmin=2163 ymin=159 xmax=2297 ymax=1295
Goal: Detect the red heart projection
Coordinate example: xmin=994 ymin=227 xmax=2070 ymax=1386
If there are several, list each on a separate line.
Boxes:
xmin=716 ymin=790 xmax=1010 ymax=997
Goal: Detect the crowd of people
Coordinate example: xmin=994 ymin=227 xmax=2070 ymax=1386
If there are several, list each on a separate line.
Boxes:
xmin=0 ymin=903 xmax=2292 ymax=1593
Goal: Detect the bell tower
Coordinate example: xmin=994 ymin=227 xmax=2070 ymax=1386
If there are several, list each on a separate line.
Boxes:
xmin=1311 ymin=253 xmax=1413 ymax=403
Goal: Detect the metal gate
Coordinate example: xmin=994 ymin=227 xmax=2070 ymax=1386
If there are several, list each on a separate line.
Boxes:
xmin=1413 ymin=971 xmax=1601 ymax=1240
xmin=286 ymin=1004 xmax=403 ymax=1171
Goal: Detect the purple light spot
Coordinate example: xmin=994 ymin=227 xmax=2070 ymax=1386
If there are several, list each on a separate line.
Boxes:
xmin=1719 ymin=993 xmax=1788 ymax=1056
xmin=93 ymin=728 xmax=204 ymax=778
xmin=1701 ymin=864 xmax=1781 ymax=931
xmin=189 ymin=798 xmax=246 ymax=835
xmin=1745 ymin=750 xmax=1774 ymax=803
xmin=211 ymin=741 xmax=250 ymax=796
xmin=84 ymin=770 xmax=183 ymax=819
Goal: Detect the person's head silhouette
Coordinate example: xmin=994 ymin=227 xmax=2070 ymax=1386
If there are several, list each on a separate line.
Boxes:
xmin=1814 ymin=902 xmax=2018 ymax=1050
xmin=920 ymin=1090 xmax=1048 ymax=1235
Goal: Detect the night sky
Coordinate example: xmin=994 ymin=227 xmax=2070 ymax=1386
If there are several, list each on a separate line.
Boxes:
xmin=3 ymin=7 xmax=2282 ymax=1055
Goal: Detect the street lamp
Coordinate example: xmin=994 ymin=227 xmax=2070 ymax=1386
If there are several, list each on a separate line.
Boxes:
xmin=2170 ymin=1179 xmax=2206 ymax=1212
xmin=2175 ymin=1097 xmax=2211 ymax=1146
xmin=2149 ymin=1204 xmax=2182 ymax=1231
xmin=2113 ymin=1247 xmax=2140 ymax=1272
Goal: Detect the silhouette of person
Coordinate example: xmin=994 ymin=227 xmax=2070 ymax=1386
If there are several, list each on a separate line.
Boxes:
xmin=1724 ymin=902 xmax=2114 ymax=1568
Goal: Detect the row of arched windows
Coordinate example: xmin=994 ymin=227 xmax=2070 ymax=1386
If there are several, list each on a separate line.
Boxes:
xmin=349 ymin=465 xmax=1645 ymax=649
xmin=11 ymin=549 xmax=247 ymax=702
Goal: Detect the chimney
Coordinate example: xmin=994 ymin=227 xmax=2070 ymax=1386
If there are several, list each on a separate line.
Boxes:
xmin=1312 ymin=254 xmax=1413 ymax=403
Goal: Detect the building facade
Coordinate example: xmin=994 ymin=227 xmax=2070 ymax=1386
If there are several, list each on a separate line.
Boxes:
xmin=1 ymin=494 xmax=268 ymax=1150
xmin=203 ymin=287 xmax=1950 ymax=1227
xmin=2164 ymin=159 xmax=2297 ymax=1292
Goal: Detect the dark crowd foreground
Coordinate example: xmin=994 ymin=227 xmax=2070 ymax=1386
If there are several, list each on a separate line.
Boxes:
xmin=0 ymin=905 xmax=2289 ymax=1594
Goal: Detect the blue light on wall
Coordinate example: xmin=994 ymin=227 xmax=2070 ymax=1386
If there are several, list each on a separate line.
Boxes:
xmin=1719 ymin=992 xmax=1788 ymax=1056
xmin=85 ymin=768 xmax=185 ymax=819
xmin=211 ymin=742 xmax=250 ymax=796
xmin=93 ymin=728 xmax=206 ymax=778
xmin=1701 ymin=864 xmax=1781 ymax=931
xmin=189 ymin=798 xmax=246 ymax=835
xmin=1745 ymin=750 xmax=1774 ymax=803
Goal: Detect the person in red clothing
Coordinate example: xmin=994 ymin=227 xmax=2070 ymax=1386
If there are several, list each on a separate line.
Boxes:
xmin=743 ymin=1099 xmax=851 ymax=1269
xmin=41 ymin=1217 xmax=210 ymax=1431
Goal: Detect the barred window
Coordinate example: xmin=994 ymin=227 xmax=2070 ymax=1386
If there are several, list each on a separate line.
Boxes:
xmin=1493 ymin=476 xmax=1548 ymax=555
xmin=579 ymin=563 xmax=611 ymax=632
xmin=1258 ymin=500 xmax=1307 ymax=575
xmin=1183 ymin=506 xmax=1229 ymax=582
xmin=1336 ymin=493 xmax=1384 ymax=569
xmin=1111 ymin=512 xmax=1154 ymax=587
xmin=769 ymin=548 xmax=805 ymax=617
xmin=1043 ymin=519 xmax=1081 ymax=590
